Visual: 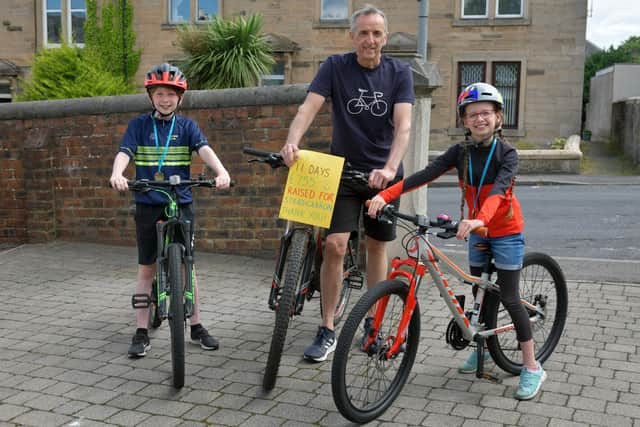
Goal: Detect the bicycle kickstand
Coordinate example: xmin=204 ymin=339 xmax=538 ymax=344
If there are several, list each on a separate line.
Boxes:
xmin=474 ymin=336 xmax=501 ymax=383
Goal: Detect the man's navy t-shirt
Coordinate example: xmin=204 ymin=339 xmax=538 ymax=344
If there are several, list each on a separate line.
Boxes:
xmin=308 ymin=52 xmax=415 ymax=176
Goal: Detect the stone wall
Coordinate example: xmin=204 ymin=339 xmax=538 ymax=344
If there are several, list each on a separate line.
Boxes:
xmin=612 ymin=97 xmax=640 ymax=166
xmin=0 ymin=85 xmax=324 ymax=257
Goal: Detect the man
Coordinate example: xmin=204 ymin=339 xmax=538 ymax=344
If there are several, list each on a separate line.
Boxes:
xmin=279 ymin=5 xmax=415 ymax=362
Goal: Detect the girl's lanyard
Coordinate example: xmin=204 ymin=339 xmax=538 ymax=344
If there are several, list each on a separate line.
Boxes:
xmin=152 ymin=114 xmax=176 ymax=180
xmin=468 ymin=138 xmax=497 ymax=218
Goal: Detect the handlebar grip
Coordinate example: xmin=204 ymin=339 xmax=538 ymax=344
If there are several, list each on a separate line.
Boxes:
xmin=242 ymin=146 xmax=278 ymax=159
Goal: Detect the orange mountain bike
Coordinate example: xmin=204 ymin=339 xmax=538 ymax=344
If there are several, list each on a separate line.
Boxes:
xmin=331 ymin=205 xmax=568 ymax=423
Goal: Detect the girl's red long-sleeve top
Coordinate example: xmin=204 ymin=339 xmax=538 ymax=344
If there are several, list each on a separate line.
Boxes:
xmin=378 ymin=139 xmax=524 ymax=238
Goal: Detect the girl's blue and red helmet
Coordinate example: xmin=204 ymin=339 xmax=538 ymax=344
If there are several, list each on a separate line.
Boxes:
xmin=457 ymin=82 xmax=504 ymax=116
xmin=144 ymin=63 xmax=188 ymax=92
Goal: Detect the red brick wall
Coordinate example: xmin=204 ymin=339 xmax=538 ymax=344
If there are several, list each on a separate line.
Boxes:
xmin=0 ymin=85 xmax=331 ymax=257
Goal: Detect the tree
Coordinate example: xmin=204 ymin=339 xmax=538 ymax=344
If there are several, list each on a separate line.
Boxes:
xmin=84 ymin=0 xmax=141 ymax=84
xmin=176 ymin=14 xmax=274 ymax=89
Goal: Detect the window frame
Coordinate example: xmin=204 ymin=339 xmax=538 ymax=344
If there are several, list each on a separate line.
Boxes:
xmin=43 ymin=0 xmax=86 ymax=47
xmin=492 ymin=61 xmax=521 ymax=129
xmin=495 ymin=0 xmax=523 ymax=18
xmin=169 ymin=0 xmax=220 ymax=24
xmin=454 ymin=60 xmax=523 ymax=131
xmin=461 ymin=0 xmax=489 ymax=19
xmin=0 ymin=81 xmax=12 ymax=103
xmin=320 ymin=0 xmax=349 ymax=22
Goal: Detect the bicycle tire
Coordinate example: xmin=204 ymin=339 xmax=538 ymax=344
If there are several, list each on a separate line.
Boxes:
xmin=148 ymin=278 xmax=162 ymax=329
xmin=331 ymin=279 xmax=420 ymax=424
xmin=485 ymin=252 xmax=568 ymax=375
xmin=167 ymin=243 xmax=185 ymax=389
xmin=263 ymin=229 xmax=311 ymax=390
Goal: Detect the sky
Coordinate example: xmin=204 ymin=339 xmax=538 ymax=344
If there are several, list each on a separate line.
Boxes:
xmin=586 ymin=0 xmax=640 ymax=49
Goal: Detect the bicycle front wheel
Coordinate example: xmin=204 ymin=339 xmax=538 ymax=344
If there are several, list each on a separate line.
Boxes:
xmin=485 ymin=252 xmax=568 ymax=375
xmin=263 ymin=229 xmax=311 ymax=390
xmin=167 ymin=243 xmax=185 ymax=389
xmin=148 ymin=278 xmax=162 ymax=329
xmin=331 ymin=279 xmax=420 ymax=424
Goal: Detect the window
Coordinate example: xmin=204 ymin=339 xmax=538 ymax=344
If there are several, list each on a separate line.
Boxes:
xmin=0 ymin=82 xmax=12 ymax=103
xmin=170 ymin=0 xmax=218 ymax=23
xmin=493 ymin=62 xmax=520 ymax=128
xmin=43 ymin=0 xmax=86 ymax=46
xmin=461 ymin=0 xmax=488 ymax=18
xmin=457 ymin=61 xmax=521 ymax=129
xmin=69 ymin=0 xmax=86 ymax=44
xmin=45 ymin=0 xmax=63 ymax=44
xmin=261 ymin=61 xmax=285 ymax=86
xmin=321 ymin=0 xmax=348 ymax=21
xmin=496 ymin=0 xmax=523 ymax=17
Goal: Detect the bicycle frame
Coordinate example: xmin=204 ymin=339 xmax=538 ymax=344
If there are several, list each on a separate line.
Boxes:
xmin=369 ymin=226 xmax=545 ymax=361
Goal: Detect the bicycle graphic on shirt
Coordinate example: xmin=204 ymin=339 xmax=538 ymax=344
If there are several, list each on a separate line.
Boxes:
xmin=346 ymin=89 xmax=388 ymax=116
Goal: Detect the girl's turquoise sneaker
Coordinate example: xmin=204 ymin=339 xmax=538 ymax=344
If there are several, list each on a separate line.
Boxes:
xmin=458 ymin=351 xmax=491 ymax=374
xmin=514 ymin=362 xmax=547 ymax=400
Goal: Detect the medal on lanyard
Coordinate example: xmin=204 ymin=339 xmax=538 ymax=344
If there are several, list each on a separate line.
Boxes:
xmin=152 ymin=115 xmax=176 ymax=181
xmin=468 ymin=138 xmax=497 ymax=218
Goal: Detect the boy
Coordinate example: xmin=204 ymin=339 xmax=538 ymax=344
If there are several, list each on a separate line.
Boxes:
xmin=110 ymin=63 xmax=231 ymax=357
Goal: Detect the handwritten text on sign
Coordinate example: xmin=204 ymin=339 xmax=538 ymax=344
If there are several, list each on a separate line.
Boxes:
xmin=279 ymin=150 xmax=344 ymax=228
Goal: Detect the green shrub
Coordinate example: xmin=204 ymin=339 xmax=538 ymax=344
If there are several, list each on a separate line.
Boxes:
xmin=17 ymin=44 xmax=135 ymax=101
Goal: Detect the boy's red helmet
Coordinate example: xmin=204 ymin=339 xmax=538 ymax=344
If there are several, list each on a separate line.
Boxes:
xmin=144 ymin=63 xmax=188 ymax=92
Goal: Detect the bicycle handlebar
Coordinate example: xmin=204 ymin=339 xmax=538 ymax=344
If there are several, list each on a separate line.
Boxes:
xmin=242 ymin=146 xmax=370 ymax=184
xmin=124 ymin=176 xmax=233 ymax=193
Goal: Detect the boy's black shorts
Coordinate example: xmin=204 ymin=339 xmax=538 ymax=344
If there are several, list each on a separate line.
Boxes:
xmin=327 ymin=179 xmax=400 ymax=242
xmin=135 ymin=203 xmax=194 ymax=265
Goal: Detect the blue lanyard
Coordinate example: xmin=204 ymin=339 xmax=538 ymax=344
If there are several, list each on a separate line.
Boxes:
xmin=468 ymin=138 xmax=497 ymax=216
xmin=151 ymin=114 xmax=176 ymax=174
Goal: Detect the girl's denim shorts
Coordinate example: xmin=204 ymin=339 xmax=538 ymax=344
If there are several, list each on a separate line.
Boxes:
xmin=468 ymin=233 xmax=525 ymax=271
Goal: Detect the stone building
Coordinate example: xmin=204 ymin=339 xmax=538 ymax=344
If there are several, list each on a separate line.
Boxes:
xmin=1 ymin=0 xmax=587 ymax=148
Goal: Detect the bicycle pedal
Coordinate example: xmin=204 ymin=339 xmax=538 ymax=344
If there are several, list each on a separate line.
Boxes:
xmin=346 ymin=273 xmax=364 ymax=289
xmin=131 ymin=294 xmax=151 ymax=309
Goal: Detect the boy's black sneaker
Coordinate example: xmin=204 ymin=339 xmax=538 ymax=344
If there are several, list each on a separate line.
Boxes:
xmin=191 ymin=324 xmax=219 ymax=350
xmin=128 ymin=330 xmax=150 ymax=357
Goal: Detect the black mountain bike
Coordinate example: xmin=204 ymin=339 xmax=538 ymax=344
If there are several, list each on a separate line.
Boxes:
xmin=243 ymin=146 xmax=368 ymax=390
xmin=129 ymin=175 xmax=219 ymax=388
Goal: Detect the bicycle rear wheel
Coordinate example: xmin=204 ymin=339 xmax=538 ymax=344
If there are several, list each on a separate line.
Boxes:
xmin=263 ymin=229 xmax=311 ymax=390
xmin=167 ymin=243 xmax=185 ymax=389
xmin=485 ymin=252 xmax=568 ymax=375
xmin=331 ymin=279 xmax=420 ymax=424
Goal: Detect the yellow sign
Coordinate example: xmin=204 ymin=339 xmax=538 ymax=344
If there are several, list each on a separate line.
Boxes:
xmin=279 ymin=150 xmax=345 ymax=228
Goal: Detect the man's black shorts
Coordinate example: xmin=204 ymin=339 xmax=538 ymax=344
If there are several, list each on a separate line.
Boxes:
xmin=135 ymin=203 xmax=194 ymax=265
xmin=327 ymin=179 xmax=400 ymax=241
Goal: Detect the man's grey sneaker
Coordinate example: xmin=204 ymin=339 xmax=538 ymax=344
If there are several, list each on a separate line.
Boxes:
xmin=458 ymin=350 xmax=491 ymax=373
xmin=514 ymin=362 xmax=547 ymax=400
xmin=304 ymin=326 xmax=336 ymax=362
xmin=191 ymin=325 xmax=219 ymax=350
xmin=128 ymin=331 xmax=150 ymax=357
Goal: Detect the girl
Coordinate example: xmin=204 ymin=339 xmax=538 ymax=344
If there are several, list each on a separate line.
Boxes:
xmin=367 ymin=82 xmax=545 ymax=400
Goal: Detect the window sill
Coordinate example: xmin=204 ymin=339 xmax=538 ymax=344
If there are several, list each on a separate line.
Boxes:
xmin=448 ymin=127 xmax=525 ymax=138
xmin=453 ymin=17 xmax=531 ymax=27
xmin=312 ymin=20 xmax=350 ymax=29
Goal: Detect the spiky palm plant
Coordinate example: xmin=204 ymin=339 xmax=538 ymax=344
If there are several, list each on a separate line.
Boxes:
xmin=177 ymin=13 xmax=274 ymax=89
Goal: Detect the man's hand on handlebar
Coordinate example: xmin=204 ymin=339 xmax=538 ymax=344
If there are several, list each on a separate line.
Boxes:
xmin=456 ymin=219 xmax=485 ymax=240
xmin=368 ymin=167 xmax=395 ymax=190
xmin=279 ymin=143 xmax=300 ymax=167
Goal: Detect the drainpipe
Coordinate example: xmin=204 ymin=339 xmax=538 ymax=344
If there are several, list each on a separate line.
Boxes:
xmin=417 ymin=0 xmax=428 ymax=61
